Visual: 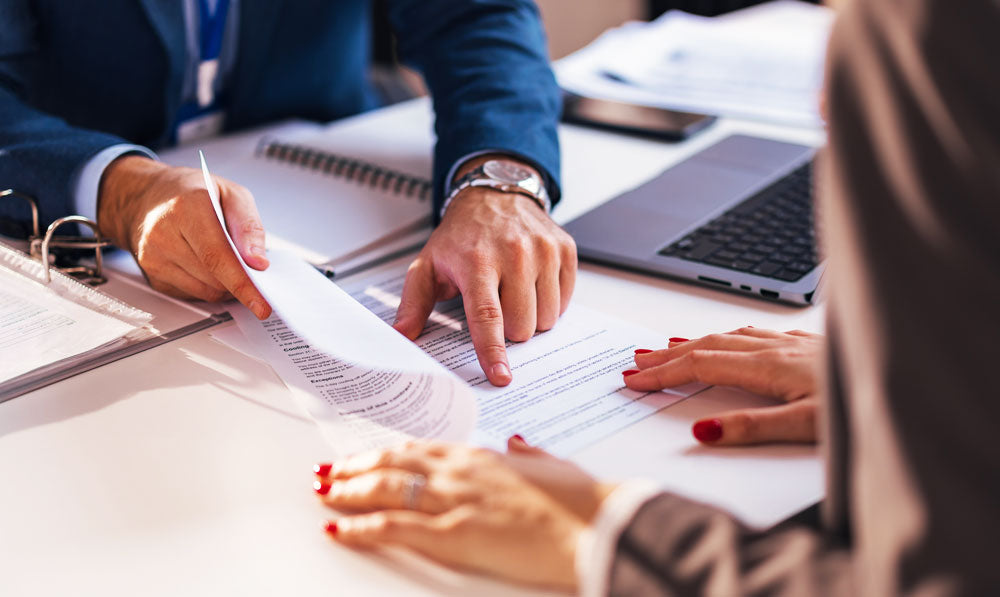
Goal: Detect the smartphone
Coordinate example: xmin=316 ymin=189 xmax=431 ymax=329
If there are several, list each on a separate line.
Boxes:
xmin=562 ymin=93 xmax=716 ymax=141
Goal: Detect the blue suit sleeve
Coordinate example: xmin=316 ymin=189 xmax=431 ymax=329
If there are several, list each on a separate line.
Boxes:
xmin=386 ymin=0 xmax=562 ymax=219
xmin=0 ymin=1 xmax=133 ymax=237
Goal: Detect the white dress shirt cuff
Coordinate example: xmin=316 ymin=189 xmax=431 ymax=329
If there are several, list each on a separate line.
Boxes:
xmin=73 ymin=144 xmax=158 ymax=221
xmin=575 ymin=480 xmax=662 ymax=597
xmin=444 ymin=149 xmax=505 ymax=197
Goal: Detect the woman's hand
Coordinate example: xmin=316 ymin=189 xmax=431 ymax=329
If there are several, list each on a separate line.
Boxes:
xmin=313 ymin=438 xmax=611 ymax=590
xmin=626 ymin=327 xmax=823 ymax=446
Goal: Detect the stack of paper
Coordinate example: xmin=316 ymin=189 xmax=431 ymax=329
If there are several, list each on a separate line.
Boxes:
xmin=556 ymin=0 xmax=834 ymax=127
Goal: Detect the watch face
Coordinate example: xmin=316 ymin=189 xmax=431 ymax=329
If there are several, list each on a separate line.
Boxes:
xmin=483 ymin=160 xmax=536 ymax=185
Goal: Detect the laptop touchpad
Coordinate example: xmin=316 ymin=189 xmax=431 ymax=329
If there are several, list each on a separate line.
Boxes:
xmin=619 ymin=160 xmax=766 ymax=244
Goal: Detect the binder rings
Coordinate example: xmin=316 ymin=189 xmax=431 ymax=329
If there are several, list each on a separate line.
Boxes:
xmin=0 ymin=191 xmax=230 ymax=402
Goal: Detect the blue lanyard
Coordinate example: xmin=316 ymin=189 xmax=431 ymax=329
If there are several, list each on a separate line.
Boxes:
xmin=198 ymin=0 xmax=231 ymax=61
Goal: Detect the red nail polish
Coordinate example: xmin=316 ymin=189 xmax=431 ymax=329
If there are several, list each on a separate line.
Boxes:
xmin=313 ymin=463 xmax=332 ymax=476
xmin=634 ymin=349 xmax=653 ymax=355
xmin=692 ymin=419 xmax=723 ymax=443
xmin=622 ymin=369 xmax=640 ymax=377
xmin=324 ymin=520 xmax=338 ymax=535
xmin=669 ymin=337 xmax=689 ymax=343
xmin=511 ymin=434 xmax=525 ymax=442
xmin=314 ymin=481 xmax=332 ymax=496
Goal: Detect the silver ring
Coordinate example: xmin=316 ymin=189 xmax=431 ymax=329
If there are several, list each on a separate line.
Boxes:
xmin=402 ymin=473 xmax=427 ymax=510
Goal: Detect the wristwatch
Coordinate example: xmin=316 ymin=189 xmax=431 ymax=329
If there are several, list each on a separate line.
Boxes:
xmin=441 ymin=159 xmax=551 ymax=219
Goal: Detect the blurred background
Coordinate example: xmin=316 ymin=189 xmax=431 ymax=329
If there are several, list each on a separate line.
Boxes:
xmin=371 ymin=0 xmax=819 ymax=102
xmin=537 ymin=0 xmax=822 ymax=58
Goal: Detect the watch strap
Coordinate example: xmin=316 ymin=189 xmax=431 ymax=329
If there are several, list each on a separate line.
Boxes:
xmin=441 ymin=162 xmax=551 ymax=219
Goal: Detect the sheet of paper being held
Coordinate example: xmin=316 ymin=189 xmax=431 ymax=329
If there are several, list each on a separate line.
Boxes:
xmin=199 ymin=152 xmax=476 ymax=454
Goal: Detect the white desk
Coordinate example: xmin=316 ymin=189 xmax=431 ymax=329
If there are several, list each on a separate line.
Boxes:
xmin=0 ymin=99 xmax=826 ymax=596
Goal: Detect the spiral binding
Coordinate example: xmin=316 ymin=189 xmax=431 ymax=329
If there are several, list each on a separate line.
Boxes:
xmin=255 ymin=137 xmax=432 ymax=201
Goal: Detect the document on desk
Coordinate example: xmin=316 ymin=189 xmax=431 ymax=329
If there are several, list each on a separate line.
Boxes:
xmin=341 ymin=261 xmax=702 ymax=456
xmin=203 ymin=152 xmax=700 ymax=456
xmin=0 ymin=268 xmax=138 ymax=383
xmin=556 ymin=1 xmax=834 ymax=126
xmin=229 ymin=261 xmax=700 ymax=457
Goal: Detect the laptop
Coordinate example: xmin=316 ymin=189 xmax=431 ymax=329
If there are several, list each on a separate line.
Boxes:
xmin=564 ymin=135 xmax=822 ymax=305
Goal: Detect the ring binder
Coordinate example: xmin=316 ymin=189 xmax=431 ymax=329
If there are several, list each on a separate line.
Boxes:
xmin=255 ymin=138 xmax=433 ymax=201
xmin=1 ymin=188 xmax=110 ymax=286
xmin=0 ymin=189 xmax=232 ymax=401
xmin=0 ymin=189 xmax=39 ymax=237
xmin=37 ymin=216 xmax=108 ymax=285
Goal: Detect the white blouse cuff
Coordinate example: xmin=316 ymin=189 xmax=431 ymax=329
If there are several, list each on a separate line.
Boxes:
xmin=575 ymin=479 xmax=662 ymax=597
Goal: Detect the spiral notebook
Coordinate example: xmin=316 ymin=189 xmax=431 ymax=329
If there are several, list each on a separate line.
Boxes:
xmin=159 ymin=112 xmax=436 ymax=275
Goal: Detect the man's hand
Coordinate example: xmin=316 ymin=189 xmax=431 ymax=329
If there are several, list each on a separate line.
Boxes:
xmin=392 ymin=158 xmax=577 ymax=387
xmin=98 ymin=155 xmax=272 ymax=319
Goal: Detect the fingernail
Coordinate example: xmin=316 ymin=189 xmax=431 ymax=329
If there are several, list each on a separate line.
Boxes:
xmin=510 ymin=434 xmax=526 ymax=443
xmin=250 ymin=244 xmax=266 ymax=258
xmin=622 ymin=369 xmax=640 ymax=377
xmin=692 ymin=419 xmax=723 ymax=443
xmin=314 ymin=463 xmax=332 ymax=477
xmin=492 ymin=363 xmax=511 ymax=381
xmin=323 ymin=520 xmax=338 ymax=535
xmin=314 ymin=481 xmax=332 ymax=496
xmin=669 ymin=337 xmax=689 ymax=343
xmin=249 ymin=300 xmax=265 ymax=319
xmin=634 ymin=349 xmax=653 ymax=355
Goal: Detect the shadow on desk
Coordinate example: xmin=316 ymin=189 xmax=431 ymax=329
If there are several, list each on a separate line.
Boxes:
xmin=0 ymin=330 xmax=310 ymax=439
xmin=346 ymin=544 xmax=561 ymax=597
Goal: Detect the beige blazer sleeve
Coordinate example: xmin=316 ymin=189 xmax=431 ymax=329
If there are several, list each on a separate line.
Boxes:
xmin=604 ymin=0 xmax=1000 ymax=594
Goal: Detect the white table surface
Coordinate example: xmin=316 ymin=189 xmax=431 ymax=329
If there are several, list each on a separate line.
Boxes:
xmin=0 ymin=99 xmax=826 ymax=596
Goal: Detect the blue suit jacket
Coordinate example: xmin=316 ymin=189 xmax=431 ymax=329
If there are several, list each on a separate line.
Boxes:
xmin=0 ymin=0 xmax=561 ymax=236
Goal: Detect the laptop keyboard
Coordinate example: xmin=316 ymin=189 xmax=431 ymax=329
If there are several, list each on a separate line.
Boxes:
xmin=658 ymin=162 xmax=818 ymax=282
